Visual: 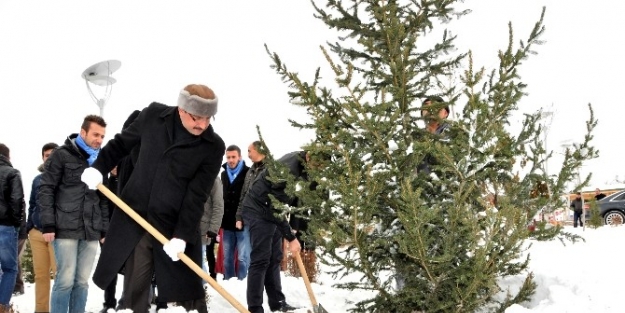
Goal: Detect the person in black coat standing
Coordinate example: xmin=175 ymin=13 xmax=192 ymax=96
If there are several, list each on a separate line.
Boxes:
xmin=220 ymin=144 xmax=251 ymax=280
xmin=0 ymin=143 xmax=25 ymax=313
xmin=240 ymin=143 xmax=304 ymax=313
xmin=82 ymin=84 xmax=225 ymax=313
xmin=38 ymin=115 xmax=110 ymax=313
xmin=571 ymin=192 xmax=584 ymax=228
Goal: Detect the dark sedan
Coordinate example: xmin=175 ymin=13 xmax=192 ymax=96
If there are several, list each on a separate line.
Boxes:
xmin=594 ymin=190 xmax=625 ymax=225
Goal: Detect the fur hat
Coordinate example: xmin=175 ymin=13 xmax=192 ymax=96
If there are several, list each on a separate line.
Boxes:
xmin=177 ymin=86 xmax=218 ymax=117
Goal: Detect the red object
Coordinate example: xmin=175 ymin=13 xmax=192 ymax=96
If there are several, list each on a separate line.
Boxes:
xmin=527 ymin=219 xmax=536 ymax=232
xmin=215 ymin=228 xmax=238 ymax=275
xmin=215 ymin=228 xmax=224 ymax=274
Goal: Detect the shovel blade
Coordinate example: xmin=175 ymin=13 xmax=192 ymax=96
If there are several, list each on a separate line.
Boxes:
xmin=314 ymin=304 xmax=329 ymax=313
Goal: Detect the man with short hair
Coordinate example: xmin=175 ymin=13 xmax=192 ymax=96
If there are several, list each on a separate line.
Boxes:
xmin=26 ymin=142 xmax=59 ymax=313
xmin=396 ymin=96 xmax=452 ymax=291
xmin=416 ymin=96 xmax=450 ymax=175
xmin=38 ymin=115 xmax=109 ymax=313
xmin=240 ymin=142 xmax=302 ymax=313
xmin=0 ymin=143 xmax=25 ymax=313
xmin=220 ymin=144 xmax=251 ymax=280
xmin=83 ymin=84 xmax=225 ymax=313
xmin=571 ymin=192 xmax=584 ymax=228
xmin=594 ymin=188 xmax=606 ymax=201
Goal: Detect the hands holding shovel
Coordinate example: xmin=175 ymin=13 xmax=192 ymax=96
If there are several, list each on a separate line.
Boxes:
xmin=81 ymin=169 xmax=250 ymax=313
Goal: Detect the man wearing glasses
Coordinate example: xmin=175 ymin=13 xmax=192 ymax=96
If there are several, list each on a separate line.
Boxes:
xmin=82 ymin=84 xmax=225 ymax=313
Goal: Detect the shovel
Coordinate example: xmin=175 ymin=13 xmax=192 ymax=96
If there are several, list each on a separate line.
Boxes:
xmin=293 ymin=251 xmax=329 ymax=313
xmin=97 ymin=184 xmax=250 ymax=313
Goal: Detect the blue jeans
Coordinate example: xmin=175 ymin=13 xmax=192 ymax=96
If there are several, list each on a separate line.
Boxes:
xmin=201 ymin=245 xmax=208 ymax=285
xmin=51 ymin=239 xmax=98 ymax=313
xmin=0 ymin=225 xmax=18 ymax=305
xmin=222 ymin=227 xmax=250 ymax=280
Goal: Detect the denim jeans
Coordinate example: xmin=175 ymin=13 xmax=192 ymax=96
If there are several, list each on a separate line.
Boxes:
xmin=51 ymin=239 xmax=98 ymax=313
xmin=201 ymin=245 xmax=208 ymax=285
xmin=0 ymin=225 xmax=18 ymax=305
xmin=222 ymin=226 xmax=250 ymax=280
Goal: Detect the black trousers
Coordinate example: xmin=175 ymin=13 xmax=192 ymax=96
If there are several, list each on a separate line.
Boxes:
xmin=573 ymin=211 xmax=584 ymax=227
xmin=100 ymin=240 xmax=118 ymax=308
xmin=245 ymin=216 xmax=286 ymax=313
xmin=14 ymin=238 xmax=26 ymax=293
xmin=122 ymin=233 xmax=207 ymax=313
xmin=206 ymin=239 xmax=216 ymax=279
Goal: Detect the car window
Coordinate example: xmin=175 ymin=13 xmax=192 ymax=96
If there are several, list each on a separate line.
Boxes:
xmin=614 ymin=193 xmax=625 ymax=201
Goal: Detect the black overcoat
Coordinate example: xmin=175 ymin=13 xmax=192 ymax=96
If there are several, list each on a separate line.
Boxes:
xmin=91 ymin=102 xmax=225 ymax=301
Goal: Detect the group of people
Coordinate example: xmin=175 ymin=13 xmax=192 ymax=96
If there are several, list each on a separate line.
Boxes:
xmin=570 ymin=188 xmax=607 ymax=228
xmin=0 ymin=83 xmax=324 ymax=313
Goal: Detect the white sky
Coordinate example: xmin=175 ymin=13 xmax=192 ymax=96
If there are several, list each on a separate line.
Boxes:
xmin=1 ymin=0 xmax=622 ymax=194
xmin=10 ymin=225 xmax=625 ymax=312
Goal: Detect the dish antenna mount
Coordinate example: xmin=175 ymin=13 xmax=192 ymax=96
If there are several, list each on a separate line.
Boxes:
xmin=81 ymin=60 xmax=121 ymax=117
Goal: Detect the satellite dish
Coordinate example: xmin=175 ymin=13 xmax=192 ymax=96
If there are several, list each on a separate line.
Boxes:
xmin=81 ymin=60 xmax=121 ymax=117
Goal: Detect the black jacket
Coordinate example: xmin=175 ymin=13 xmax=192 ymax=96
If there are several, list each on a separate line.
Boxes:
xmin=91 ymin=102 xmax=225 ymax=302
xmin=0 ymin=155 xmax=24 ymax=227
xmin=416 ymin=123 xmax=450 ymax=175
xmin=220 ymin=161 xmax=249 ymax=231
xmin=571 ymin=198 xmax=583 ymax=213
xmin=26 ymin=164 xmax=46 ymax=232
xmin=37 ymin=135 xmax=109 ymax=240
xmin=236 ymin=160 xmax=267 ymax=222
xmin=240 ymin=151 xmax=311 ymax=242
xmin=279 ymin=151 xmax=310 ymax=231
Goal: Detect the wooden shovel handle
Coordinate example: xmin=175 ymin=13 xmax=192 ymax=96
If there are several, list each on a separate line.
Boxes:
xmin=294 ymin=250 xmax=318 ymax=307
xmin=97 ymin=184 xmax=249 ymax=313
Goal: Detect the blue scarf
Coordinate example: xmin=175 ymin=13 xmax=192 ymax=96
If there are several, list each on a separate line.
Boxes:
xmin=227 ymin=160 xmax=244 ymax=183
xmin=75 ymin=135 xmax=100 ymax=166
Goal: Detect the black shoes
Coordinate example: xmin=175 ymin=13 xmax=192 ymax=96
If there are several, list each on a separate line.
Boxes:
xmin=271 ymin=301 xmax=298 ymax=312
xmin=98 ymin=307 xmax=114 ymax=313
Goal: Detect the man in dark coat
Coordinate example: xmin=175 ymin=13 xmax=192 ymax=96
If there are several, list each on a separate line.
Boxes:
xmin=0 ymin=143 xmax=25 ymax=313
xmin=38 ymin=115 xmax=110 ymax=313
xmin=571 ymin=192 xmax=584 ymax=228
xmin=83 ymin=84 xmax=225 ymax=313
xmin=240 ymin=145 xmax=305 ymax=313
xmin=283 ymin=151 xmax=320 ymax=282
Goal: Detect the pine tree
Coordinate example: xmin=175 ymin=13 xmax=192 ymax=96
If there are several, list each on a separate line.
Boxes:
xmin=22 ymin=239 xmax=34 ymax=283
xmin=265 ymin=1 xmax=597 ymax=312
xmin=587 ymin=199 xmax=603 ymax=228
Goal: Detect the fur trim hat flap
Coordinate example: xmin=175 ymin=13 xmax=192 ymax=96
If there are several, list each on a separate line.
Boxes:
xmin=177 ymin=89 xmax=218 ymax=117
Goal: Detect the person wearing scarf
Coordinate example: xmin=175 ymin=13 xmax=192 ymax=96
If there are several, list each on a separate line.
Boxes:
xmin=219 ymin=145 xmax=251 ymax=281
xmin=75 ymin=133 xmax=100 ymax=165
xmin=37 ymin=115 xmax=109 ymax=313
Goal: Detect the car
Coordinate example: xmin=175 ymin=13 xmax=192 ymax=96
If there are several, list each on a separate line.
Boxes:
xmin=594 ymin=190 xmax=625 ymax=225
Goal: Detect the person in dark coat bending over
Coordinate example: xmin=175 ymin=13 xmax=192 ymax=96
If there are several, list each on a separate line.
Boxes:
xmin=81 ymin=84 xmax=225 ymax=313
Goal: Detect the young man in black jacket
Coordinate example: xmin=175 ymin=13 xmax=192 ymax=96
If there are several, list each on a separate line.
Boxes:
xmin=0 ymin=143 xmax=25 ymax=313
xmin=38 ymin=115 xmax=109 ymax=313
xmin=220 ymin=144 xmax=250 ymax=280
xmin=25 ymin=142 xmax=58 ymax=313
